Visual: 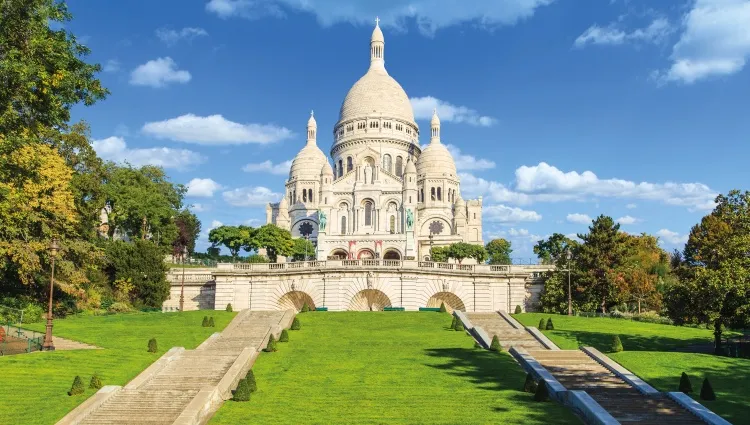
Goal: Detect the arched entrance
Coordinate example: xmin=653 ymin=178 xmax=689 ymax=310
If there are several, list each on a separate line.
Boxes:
xmin=357 ymin=249 xmax=375 ymax=259
xmin=278 ymin=291 xmax=315 ymax=312
xmin=330 ymin=249 xmax=348 ymax=260
xmin=383 ymin=249 xmax=401 ymax=260
xmin=348 ymin=289 xmax=392 ymax=311
xmin=426 ymin=292 xmax=466 ymax=313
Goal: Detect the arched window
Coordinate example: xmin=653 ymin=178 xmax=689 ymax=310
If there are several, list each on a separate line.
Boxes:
xmin=303 ymin=190 xmax=308 ymax=202
xmin=395 ymin=156 xmax=403 ymax=176
xmin=364 ymin=201 xmax=373 ymax=226
xmin=341 ymin=216 xmax=347 ymax=235
xmin=293 ymin=190 xmax=297 ymax=203
xmin=383 ymin=154 xmax=392 ymax=173
xmin=308 ymin=189 xmax=313 ymax=203
xmin=347 ymin=157 xmax=353 ymax=172
xmin=390 ymin=215 xmax=396 ymax=234
xmin=431 ymin=187 xmax=436 ymax=201
xmin=338 ymin=160 xmax=343 ymax=177
xmin=420 ymin=188 xmax=424 ymax=202
xmin=437 ymin=187 xmax=442 ymax=201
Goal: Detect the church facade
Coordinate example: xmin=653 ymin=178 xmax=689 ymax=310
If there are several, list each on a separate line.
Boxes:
xmin=266 ymin=21 xmax=483 ymax=262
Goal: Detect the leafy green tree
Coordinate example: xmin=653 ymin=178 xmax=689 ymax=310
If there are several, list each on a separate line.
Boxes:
xmin=208 ymin=225 xmax=250 ymax=261
xmin=250 ymin=224 xmax=294 ymax=262
xmin=291 ymin=237 xmax=315 ymax=261
xmin=173 ymin=209 xmax=201 ymax=256
xmin=486 ymin=238 xmax=512 ymax=265
xmin=447 ymin=242 xmax=487 ymax=264
xmin=534 ymin=233 xmax=577 ymax=265
xmin=103 ymin=240 xmax=170 ymax=308
xmin=430 ymin=246 xmax=449 ymax=262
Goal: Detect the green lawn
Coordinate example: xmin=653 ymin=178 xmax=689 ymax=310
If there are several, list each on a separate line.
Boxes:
xmin=210 ymin=312 xmax=578 ymax=425
xmin=515 ymin=313 xmax=750 ymax=425
xmin=0 ymin=311 xmax=235 ymax=425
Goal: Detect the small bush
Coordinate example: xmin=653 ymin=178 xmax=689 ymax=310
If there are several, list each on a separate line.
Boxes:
xmin=523 ymin=373 xmax=538 ymax=393
xmin=245 ymin=369 xmax=257 ymax=393
xmin=450 ymin=315 xmax=457 ymax=329
xmin=533 ymin=380 xmax=549 ymax=401
xmin=89 ymin=374 xmax=102 ymax=390
xmin=226 ymin=303 xmax=233 ymax=312
xmin=538 ymin=318 xmax=547 ymax=330
xmin=301 ymin=302 xmax=310 ymax=313
xmin=68 ymin=376 xmax=85 ymax=396
xmin=233 ymin=379 xmax=251 ymax=401
xmin=107 ymin=302 xmax=132 ymax=313
xmin=265 ymin=335 xmax=278 ymax=352
xmin=490 ymin=335 xmax=503 ymax=352
xmin=545 ymin=318 xmax=554 ymax=330
xmin=202 ymin=316 xmax=209 ymax=327
xmin=291 ymin=317 xmax=301 ymax=330
xmin=279 ymin=329 xmax=289 ymax=342
xmin=514 ymin=305 xmax=522 ymax=314
xmin=611 ymin=335 xmax=624 ymax=353
xmin=454 ymin=319 xmax=465 ymax=332
xmin=679 ymin=372 xmax=693 ymax=394
xmin=439 ymin=302 xmax=447 ymax=313
xmin=700 ymin=378 xmax=716 ymax=401
xmin=208 ymin=317 xmax=215 ymax=327
xmin=147 ymin=338 xmax=158 ymax=353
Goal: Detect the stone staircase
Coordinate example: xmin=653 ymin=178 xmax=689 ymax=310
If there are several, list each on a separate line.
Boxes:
xmin=466 ymin=312 xmax=545 ymax=350
xmin=62 ymin=310 xmax=291 ymax=425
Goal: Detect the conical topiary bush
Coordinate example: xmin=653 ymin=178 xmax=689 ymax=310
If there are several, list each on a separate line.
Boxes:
xmin=611 ymin=335 xmax=624 ymax=353
xmin=202 ymin=316 xmax=209 ymax=327
xmin=514 ymin=305 xmax=522 ymax=314
xmin=245 ymin=369 xmax=257 ymax=393
xmin=226 ymin=303 xmax=233 ymax=312
xmin=208 ymin=316 xmax=215 ymax=327
xmin=147 ymin=338 xmax=158 ymax=353
xmin=700 ymin=378 xmax=716 ymax=401
xmin=233 ymin=379 xmax=251 ymax=401
xmin=490 ymin=335 xmax=503 ymax=352
xmin=533 ymin=380 xmax=549 ymax=401
xmin=523 ymin=373 xmax=538 ymax=393
xmin=454 ymin=318 xmax=465 ymax=331
xmin=545 ymin=318 xmax=554 ymax=330
xmin=679 ymin=372 xmax=693 ymax=394
xmin=291 ymin=317 xmax=301 ymax=330
xmin=265 ymin=335 xmax=278 ymax=352
xmin=89 ymin=374 xmax=102 ymax=390
xmin=279 ymin=329 xmax=289 ymax=342
xmin=450 ymin=315 xmax=457 ymax=330
xmin=68 ymin=376 xmax=85 ymax=396
xmin=301 ymin=302 xmax=310 ymax=313
xmin=538 ymin=318 xmax=547 ymax=330
xmin=439 ymin=302 xmax=447 ymax=313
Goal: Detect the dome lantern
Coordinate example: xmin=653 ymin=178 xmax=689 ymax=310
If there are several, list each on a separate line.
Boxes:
xmin=430 ymin=109 xmax=441 ymax=143
xmin=307 ymin=110 xmax=317 ymax=145
xmin=370 ymin=17 xmax=385 ymax=71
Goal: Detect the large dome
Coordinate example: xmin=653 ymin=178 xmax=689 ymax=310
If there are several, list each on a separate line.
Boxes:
xmin=339 ymin=67 xmax=415 ymax=123
xmin=289 ymin=144 xmax=327 ymax=181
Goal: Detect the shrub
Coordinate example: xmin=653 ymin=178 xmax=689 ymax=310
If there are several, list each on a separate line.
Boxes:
xmin=208 ymin=317 xmax=215 ymax=327
xmin=490 ymin=335 xmax=503 ymax=352
xmin=147 ymin=338 xmax=158 ymax=353
xmin=202 ymin=316 xmax=209 ymax=327
xmin=611 ymin=335 xmax=624 ymax=353
xmin=679 ymin=372 xmax=693 ymax=394
xmin=233 ymin=379 xmax=251 ymax=402
xmin=439 ymin=302 xmax=447 ymax=313
xmin=450 ymin=315 xmax=457 ymax=329
xmin=291 ymin=317 xmax=301 ymax=330
xmin=538 ymin=318 xmax=547 ymax=330
xmin=700 ymin=378 xmax=716 ymax=401
xmin=533 ymin=380 xmax=549 ymax=401
xmin=89 ymin=374 xmax=102 ymax=390
xmin=523 ymin=373 xmax=538 ymax=393
xmin=279 ymin=329 xmax=289 ymax=342
xmin=265 ymin=335 xmax=278 ymax=352
xmin=514 ymin=305 xmax=522 ymax=314
xmin=453 ymin=319 xmax=465 ymax=332
xmin=226 ymin=303 xmax=233 ymax=312
xmin=107 ymin=302 xmax=132 ymax=313
xmin=0 ymin=327 xmax=5 ymax=343
xmin=301 ymin=302 xmax=310 ymax=313
xmin=245 ymin=369 xmax=257 ymax=393
xmin=545 ymin=318 xmax=554 ymax=330
xmin=68 ymin=376 xmax=85 ymax=396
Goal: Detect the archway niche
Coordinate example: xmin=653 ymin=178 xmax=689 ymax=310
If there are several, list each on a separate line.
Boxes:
xmin=383 ymin=249 xmax=401 ymax=260
xmin=357 ymin=249 xmax=375 ymax=259
xmin=426 ymin=292 xmax=466 ymax=313
xmin=330 ymin=249 xmax=348 ymax=260
xmin=278 ymin=291 xmax=315 ymax=312
xmin=348 ymin=289 xmax=392 ymax=311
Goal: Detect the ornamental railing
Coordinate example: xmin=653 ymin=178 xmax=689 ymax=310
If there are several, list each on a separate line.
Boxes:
xmin=216 ymin=260 xmax=552 ymax=275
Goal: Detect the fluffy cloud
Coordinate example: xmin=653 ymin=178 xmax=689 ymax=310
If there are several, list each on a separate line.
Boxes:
xmin=103 ymin=59 xmax=120 ymax=73
xmin=142 ymin=114 xmax=294 ymax=145
xmin=574 ymin=18 xmax=672 ymax=48
xmin=616 ymin=215 xmax=639 ymax=225
xmin=92 ymin=136 xmax=205 ymax=170
xmin=129 ymin=57 xmax=191 ymax=88
xmin=459 ymin=173 xmax=532 ymax=204
xmin=189 ymin=203 xmax=209 ymax=212
xmin=656 ymin=228 xmax=689 ymax=245
xmin=411 ymin=96 xmax=496 ymax=127
xmin=223 ymin=186 xmax=282 ymax=206
xmin=156 ymin=27 xmax=208 ymax=46
xmin=445 ymin=145 xmax=495 ymax=172
xmin=242 ymin=159 xmax=293 ymax=175
xmin=206 ymin=0 xmax=554 ymax=36
xmin=566 ymin=213 xmax=591 ymax=225
xmin=484 ymin=204 xmax=542 ymax=223
xmin=186 ymin=178 xmax=223 ymax=197
xmin=656 ymin=0 xmax=750 ymax=84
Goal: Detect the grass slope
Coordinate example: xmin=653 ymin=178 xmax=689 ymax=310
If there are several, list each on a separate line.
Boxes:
xmin=210 ymin=312 xmax=578 ymax=425
xmin=0 ymin=311 xmax=235 ymax=425
xmin=515 ymin=313 xmax=750 ymax=425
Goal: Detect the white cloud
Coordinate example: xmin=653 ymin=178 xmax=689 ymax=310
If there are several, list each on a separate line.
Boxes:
xmin=657 ymin=0 xmax=750 ymax=84
xmin=206 ymin=0 xmax=554 ymax=36
xmin=156 ymin=27 xmax=208 ymax=46
xmin=411 ymin=96 xmax=496 ymax=127
xmin=459 ymin=173 xmax=532 ymax=204
xmin=103 ymin=59 xmax=120 ymax=73
xmin=209 ymin=220 xmax=223 ymax=230
xmin=615 ymin=215 xmax=639 ymax=225
xmin=129 ymin=57 xmax=191 ymax=88
xmin=186 ymin=178 xmax=223 ymax=197
xmin=508 ymin=227 xmax=529 ymax=237
xmin=656 ymin=228 xmax=689 ymax=245
xmin=189 ymin=203 xmax=209 ymax=212
xmin=446 ymin=145 xmax=495 ymax=171
xmin=484 ymin=204 xmax=542 ymax=223
xmin=142 ymin=114 xmax=294 ymax=145
xmin=566 ymin=213 xmax=592 ymax=225
xmin=92 ymin=136 xmax=205 ymax=170
xmin=626 ymin=203 xmax=637 ymax=209
xmin=242 ymin=159 xmax=293 ymax=175
xmin=223 ymin=186 xmax=282 ymax=206
xmin=574 ymin=18 xmax=672 ymax=48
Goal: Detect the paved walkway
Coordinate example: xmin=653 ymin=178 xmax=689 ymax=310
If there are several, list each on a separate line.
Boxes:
xmin=12 ymin=326 xmax=100 ymax=350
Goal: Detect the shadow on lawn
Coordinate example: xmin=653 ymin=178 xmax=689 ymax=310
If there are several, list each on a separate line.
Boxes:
xmin=550 ymin=330 xmax=712 ymax=352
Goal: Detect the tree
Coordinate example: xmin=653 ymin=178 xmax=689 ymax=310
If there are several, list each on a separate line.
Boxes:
xmin=533 ymin=381 xmax=549 ymax=401
xmin=534 ymin=233 xmax=577 ymax=265
xmin=245 ymin=369 xmax=257 ymax=393
xmin=250 ymin=224 xmax=294 ymax=263
xmin=103 ymin=240 xmax=170 ymax=308
xmin=279 ymin=329 xmax=289 ymax=342
xmin=447 ymin=242 xmax=486 ymax=264
xmin=67 ymin=376 xmax=85 ymax=396
xmin=486 ymin=238 xmax=513 ymax=265
xmin=89 ymin=374 xmax=102 ymax=390
xmin=148 ymin=338 xmax=158 ymax=353
xmin=679 ymin=372 xmax=693 ymax=394
xmin=233 ymin=379 xmax=251 ymax=402
xmin=265 ymin=334 xmax=278 ymax=352
xmin=611 ymin=335 xmax=623 ymax=352
xmin=430 ymin=246 xmax=449 ymax=262
xmin=490 ymin=335 xmax=503 ymax=352
xmin=208 ymin=225 xmax=249 ymax=261
xmin=700 ymin=378 xmax=716 ymax=401
xmin=173 ymin=209 xmax=201 ymax=256
xmin=291 ymin=237 xmax=315 ymax=261
xmin=291 ymin=316 xmax=301 ymax=330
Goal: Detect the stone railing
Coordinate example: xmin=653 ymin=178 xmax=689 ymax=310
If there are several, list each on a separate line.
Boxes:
xmin=166 ymin=273 xmax=215 ymax=283
xmin=218 ymin=260 xmax=553 ymax=275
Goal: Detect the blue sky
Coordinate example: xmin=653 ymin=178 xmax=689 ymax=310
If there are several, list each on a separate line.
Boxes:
xmin=65 ymin=0 xmax=750 ymax=257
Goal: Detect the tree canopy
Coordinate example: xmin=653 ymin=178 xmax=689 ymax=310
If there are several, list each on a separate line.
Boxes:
xmin=486 ymin=238 xmax=512 ymax=265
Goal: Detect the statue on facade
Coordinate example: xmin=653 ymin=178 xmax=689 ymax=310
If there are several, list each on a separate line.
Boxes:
xmin=366 ymin=271 xmax=374 ymax=289
xmin=406 ymin=209 xmax=414 ymax=230
xmin=318 ymin=210 xmax=327 ymax=231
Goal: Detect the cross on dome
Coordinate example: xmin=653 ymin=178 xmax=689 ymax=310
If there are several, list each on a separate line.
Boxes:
xmin=375 ymin=16 xmax=380 ymax=26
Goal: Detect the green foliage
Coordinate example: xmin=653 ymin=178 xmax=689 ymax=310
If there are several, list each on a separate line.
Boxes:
xmin=264 ymin=335 xmax=278 ymax=352
xmin=453 ymin=318 xmax=465 ymax=332
xmin=291 ymin=237 xmax=316 ymax=261
xmin=450 ymin=315 xmax=457 ymax=329
xmin=209 ymin=225 xmax=253 ymax=261
xmin=67 ymin=376 xmax=85 ymax=396
xmin=208 ymin=317 xmax=215 ymax=327
xmin=534 ymin=233 xmax=577 ymax=265
xmin=447 ymin=242 xmax=487 ymax=264
xmin=245 ymin=369 xmax=257 ymax=393
xmin=89 ymin=374 xmax=102 ymax=390
xmin=486 ymin=238 xmax=513 ymax=265
xmin=173 ymin=209 xmax=201 ymax=256
xmin=233 ymin=379 xmax=251 ymax=402
xmin=430 ymin=246 xmax=449 ymax=262
xmin=545 ymin=318 xmax=554 ymax=330
xmin=700 ymin=378 xmax=716 ymax=401
xmin=249 ymin=224 xmax=295 ymax=262
xmin=490 ymin=335 xmax=503 ymax=352
xmin=279 ymin=329 xmax=289 ymax=342
xmin=439 ymin=302 xmax=447 ymax=313
xmin=147 ymin=338 xmax=157 ymax=353
xmin=514 ymin=305 xmax=522 ymax=314
xmin=533 ymin=381 xmax=549 ymax=401
xmin=291 ymin=317 xmax=301 ymax=330
xmin=539 ymin=318 xmax=547 ymax=330
xmin=301 ymin=302 xmax=310 ymax=313
xmin=523 ymin=373 xmax=538 ymax=393
xmin=679 ymin=372 xmax=693 ymax=394
xmin=103 ymin=239 xmax=170 ymax=307
xmin=611 ymin=335 xmax=623 ymax=353
xmin=226 ymin=303 xmax=233 ymax=312
xmin=202 ymin=316 xmax=209 ymax=327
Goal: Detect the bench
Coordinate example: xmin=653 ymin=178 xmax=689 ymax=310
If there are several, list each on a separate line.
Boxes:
xmin=419 ymin=307 xmax=442 ymax=312
xmin=383 ymin=307 xmax=405 ymax=311
xmin=314 ymin=307 xmax=329 ymax=312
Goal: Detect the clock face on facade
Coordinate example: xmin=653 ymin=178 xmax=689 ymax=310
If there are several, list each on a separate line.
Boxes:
xmin=429 ymin=220 xmax=444 ymax=235
xmin=299 ymin=221 xmax=314 ymax=237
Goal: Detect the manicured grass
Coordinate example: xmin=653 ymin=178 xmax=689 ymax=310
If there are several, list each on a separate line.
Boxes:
xmin=210 ymin=312 xmax=578 ymax=425
xmin=515 ymin=313 xmax=750 ymax=425
xmin=0 ymin=311 xmax=235 ymax=425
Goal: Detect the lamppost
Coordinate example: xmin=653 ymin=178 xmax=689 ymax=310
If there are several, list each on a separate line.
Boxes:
xmin=566 ymin=249 xmax=573 ymax=316
xmin=43 ymin=238 xmax=60 ymax=351
xmin=179 ymin=245 xmax=188 ymax=312
xmin=304 ymin=235 xmax=309 ymax=261
xmin=428 ymin=233 xmax=434 ymax=261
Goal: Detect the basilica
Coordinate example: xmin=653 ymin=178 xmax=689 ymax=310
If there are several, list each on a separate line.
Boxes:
xmin=266 ymin=21 xmax=483 ymax=261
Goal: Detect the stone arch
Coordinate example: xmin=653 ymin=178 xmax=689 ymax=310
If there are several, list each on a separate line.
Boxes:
xmin=417 ymin=279 xmax=472 ymax=312
xmin=426 ymin=292 xmax=466 ymax=312
xmin=357 ymin=248 xmax=375 ymax=259
xmin=383 ymin=248 xmax=401 ymax=260
xmin=278 ymin=291 xmax=315 ymax=312
xmin=330 ymin=248 xmax=348 ymax=259
xmin=348 ymin=289 xmax=392 ymax=311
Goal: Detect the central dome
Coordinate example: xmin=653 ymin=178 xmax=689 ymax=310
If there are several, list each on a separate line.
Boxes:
xmin=339 ymin=67 xmax=415 ymax=123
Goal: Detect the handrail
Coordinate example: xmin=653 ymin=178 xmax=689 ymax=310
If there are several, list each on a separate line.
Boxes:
xmin=209 ymin=261 xmax=554 ymax=275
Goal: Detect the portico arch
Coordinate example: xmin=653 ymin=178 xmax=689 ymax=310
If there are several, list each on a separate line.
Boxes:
xmin=357 ymin=249 xmax=375 ymax=259
xmin=383 ymin=249 xmax=401 ymax=260
xmin=278 ymin=291 xmax=316 ymax=312
xmin=348 ymin=289 xmax=392 ymax=311
xmin=330 ymin=249 xmax=348 ymax=259
xmin=426 ymin=292 xmax=466 ymax=313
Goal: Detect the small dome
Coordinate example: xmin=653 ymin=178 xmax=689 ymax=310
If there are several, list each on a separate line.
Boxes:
xmin=289 ymin=143 xmax=327 ymax=181
xmin=416 ymin=142 xmax=457 ymax=178
xmin=371 ymin=21 xmax=384 ymax=43
xmin=404 ymin=157 xmax=416 ymax=174
xmin=430 ymin=109 xmax=440 ymax=127
xmin=321 ymin=161 xmax=333 ymax=176
xmin=339 ymin=69 xmax=414 ymax=123
xmin=308 ymin=110 xmax=317 ymax=128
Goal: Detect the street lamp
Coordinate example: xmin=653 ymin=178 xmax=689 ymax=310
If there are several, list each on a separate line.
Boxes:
xmin=428 ymin=233 xmax=434 ymax=261
xmin=179 ymin=245 xmax=188 ymax=312
xmin=43 ymin=238 xmax=60 ymax=351
xmin=304 ymin=235 xmax=309 ymax=262
xmin=566 ymin=249 xmax=573 ymax=316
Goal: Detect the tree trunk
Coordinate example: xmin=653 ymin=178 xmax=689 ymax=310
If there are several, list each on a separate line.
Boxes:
xmin=637 ymin=299 xmax=641 ymax=314
xmin=601 ymin=296 xmax=607 ymax=314
xmin=714 ymin=319 xmax=723 ymax=355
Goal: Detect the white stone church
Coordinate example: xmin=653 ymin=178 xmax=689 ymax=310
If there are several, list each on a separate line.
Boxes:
xmin=266 ymin=21 xmax=483 ymax=262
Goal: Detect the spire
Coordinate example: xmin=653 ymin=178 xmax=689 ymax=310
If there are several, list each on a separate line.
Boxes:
xmin=370 ymin=17 xmax=385 ymax=71
xmin=307 ymin=110 xmax=317 ymax=144
xmin=430 ymin=109 xmax=441 ymax=143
